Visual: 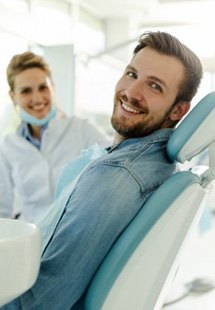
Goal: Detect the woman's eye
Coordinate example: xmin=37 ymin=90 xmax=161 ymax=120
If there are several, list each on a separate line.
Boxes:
xmin=40 ymin=85 xmax=48 ymax=91
xmin=21 ymin=88 xmax=31 ymax=94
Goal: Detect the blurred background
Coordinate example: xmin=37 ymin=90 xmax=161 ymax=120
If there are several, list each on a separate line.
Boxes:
xmin=0 ymin=1 xmax=215 ymax=309
xmin=0 ymin=0 xmax=215 ymax=136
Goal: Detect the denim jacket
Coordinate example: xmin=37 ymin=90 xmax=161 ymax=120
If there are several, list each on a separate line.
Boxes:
xmin=1 ymin=128 xmax=177 ymax=310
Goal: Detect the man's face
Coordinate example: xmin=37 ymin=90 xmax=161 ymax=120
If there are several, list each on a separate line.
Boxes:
xmin=111 ymin=47 xmax=187 ymax=140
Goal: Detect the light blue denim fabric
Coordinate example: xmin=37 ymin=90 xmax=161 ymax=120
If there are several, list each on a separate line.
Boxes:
xmin=1 ymin=128 xmax=176 ymax=310
xmin=37 ymin=144 xmax=107 ymax=254
xmin=54 ymin=143 xmax=107 ymax=200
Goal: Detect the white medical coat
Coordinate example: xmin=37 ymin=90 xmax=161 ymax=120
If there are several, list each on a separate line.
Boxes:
xmin=0 ymin=115 xmax=111 ymax=222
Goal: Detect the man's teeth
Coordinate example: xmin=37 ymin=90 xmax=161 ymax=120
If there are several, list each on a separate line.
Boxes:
xmin=122 ymin=102 xmax=140 ymax=114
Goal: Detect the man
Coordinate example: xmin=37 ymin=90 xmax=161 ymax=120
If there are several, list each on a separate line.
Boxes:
xmin=1 ymin=31 xmax=203 ymax=309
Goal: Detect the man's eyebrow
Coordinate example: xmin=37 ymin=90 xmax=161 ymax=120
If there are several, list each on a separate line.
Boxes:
xmin=125 ymin=66 xmax=168 ymax=89
xmin=125 ymin=65 xmax=137 ymax=72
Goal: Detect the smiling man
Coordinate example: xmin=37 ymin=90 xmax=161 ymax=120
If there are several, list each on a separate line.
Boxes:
xmin=1 ymin=31 xmax=203 ymax=310
xmin=111 ymin=38 xmax=198 ymax=143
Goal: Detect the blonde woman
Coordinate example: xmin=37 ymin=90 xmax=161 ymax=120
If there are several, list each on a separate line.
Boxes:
xmin=0 ymin=51 xmax=110 ymax=222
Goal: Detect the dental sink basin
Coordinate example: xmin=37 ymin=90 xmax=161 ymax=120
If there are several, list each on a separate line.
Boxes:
xmin=0 ymin=218 xmax=41 ymax=307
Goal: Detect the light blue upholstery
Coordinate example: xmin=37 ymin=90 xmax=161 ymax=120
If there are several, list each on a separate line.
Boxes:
xmin=84 ymin=92 xmax=215 ymax=310
xmin=84 ymin=172 xmax=200 ymax=310
xmin=167 ymin=91 xmax=215 ymax=162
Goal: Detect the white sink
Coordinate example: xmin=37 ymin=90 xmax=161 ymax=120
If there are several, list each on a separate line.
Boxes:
xmin=0 ymin=218 xmax=41 ymax=307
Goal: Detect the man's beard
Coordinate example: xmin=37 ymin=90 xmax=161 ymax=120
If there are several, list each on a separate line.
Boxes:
xmin=111 ymin=106 xmax=173 ymax=139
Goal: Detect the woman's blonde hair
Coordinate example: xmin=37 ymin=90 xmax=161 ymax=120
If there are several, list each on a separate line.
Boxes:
xmin=7 ymin=51 xmax=52 ymax=91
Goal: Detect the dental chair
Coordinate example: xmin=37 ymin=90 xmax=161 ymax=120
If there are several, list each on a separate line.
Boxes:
xmin=0 ymin=219 xmax=41 ymax=307
xmin=0 ymin=93 xmax=214 ymax=309
xmin=84 ymin=92 xmax=215 ymax=310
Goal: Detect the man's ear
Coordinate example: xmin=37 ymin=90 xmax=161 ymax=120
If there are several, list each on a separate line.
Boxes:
xmin=170 ymin=101 xmax=190 ymax=121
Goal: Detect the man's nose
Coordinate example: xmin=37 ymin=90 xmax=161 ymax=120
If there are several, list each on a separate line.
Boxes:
xmin=125 ymin=80 xmax=143 ymax=101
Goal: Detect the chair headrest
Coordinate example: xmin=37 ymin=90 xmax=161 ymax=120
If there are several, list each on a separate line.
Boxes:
xmin=167 ymin=92 xmax=215 ymax=163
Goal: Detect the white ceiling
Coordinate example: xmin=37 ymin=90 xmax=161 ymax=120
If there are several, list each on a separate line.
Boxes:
xmin=0 ymin=0 xmax=215 ymax=51
xmin=78 ymin=0 xmax=157 ymax=19
xmin=73 ymin=0 xmax=215 ymax=71
xmin=77 ymin=0 xmax=215 ymax=27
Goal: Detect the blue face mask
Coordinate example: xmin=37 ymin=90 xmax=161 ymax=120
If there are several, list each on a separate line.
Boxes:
xmin=19 ymin=105 xmax=57 ymax=126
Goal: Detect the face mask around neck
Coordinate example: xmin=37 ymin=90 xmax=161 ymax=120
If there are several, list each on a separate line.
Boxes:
xmin=19 ymin=105 xmax=57 ymax=127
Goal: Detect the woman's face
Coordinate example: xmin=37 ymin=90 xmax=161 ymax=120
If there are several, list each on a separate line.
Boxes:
xmin=10 ymin=67 xmax=54 ymax=119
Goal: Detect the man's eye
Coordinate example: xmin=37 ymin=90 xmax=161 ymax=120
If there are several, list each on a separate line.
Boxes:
xmin=126 ymin=71 xmax=137 ymax=79
xmin=151 ymin=82 xmax=162 ymax=92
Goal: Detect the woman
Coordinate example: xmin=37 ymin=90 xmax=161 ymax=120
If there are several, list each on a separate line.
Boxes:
xmin=0 ymin=51 xmax=110 ymax=222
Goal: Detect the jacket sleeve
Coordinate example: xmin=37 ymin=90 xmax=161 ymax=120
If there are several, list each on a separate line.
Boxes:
xmin=0 ymin=147 xmax=14 ymax=218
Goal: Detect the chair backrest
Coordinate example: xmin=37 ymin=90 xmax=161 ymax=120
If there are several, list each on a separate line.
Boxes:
xmin=84 ymin=92 xmax=215 ymax=310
